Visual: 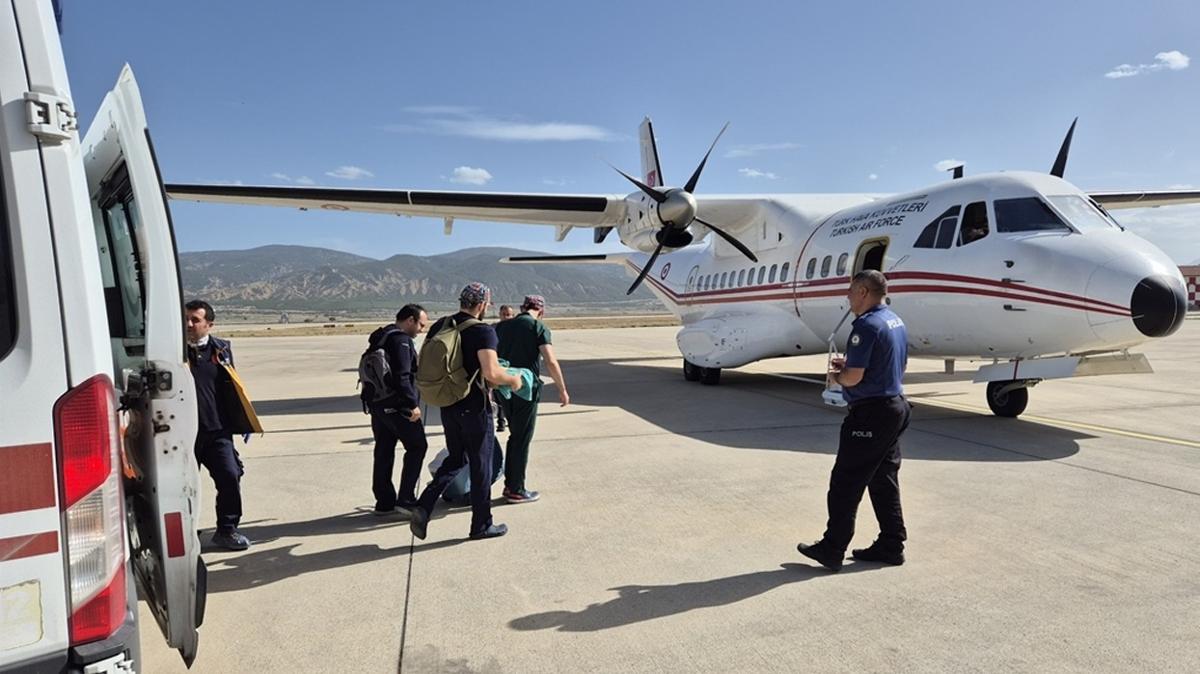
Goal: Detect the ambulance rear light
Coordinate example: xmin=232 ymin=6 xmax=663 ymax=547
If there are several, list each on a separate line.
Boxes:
xmin=54 ymin=374 xmax=127 ymax=645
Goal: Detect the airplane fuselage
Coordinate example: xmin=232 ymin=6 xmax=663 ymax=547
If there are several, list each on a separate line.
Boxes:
xmin=627 ymin=171 xmax=1188 ymax=371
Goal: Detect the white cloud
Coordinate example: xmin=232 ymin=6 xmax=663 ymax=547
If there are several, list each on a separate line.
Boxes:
xmin=449 ymin=166 xmax=493 ymax=185
xmin=934 ymin=159 xmax=964 ymax=172
xmin=387 ymin=106 xmax=616 ymax=142
xmin=1105 ymin=50 xmax=1190 ymax=78
xmin=868 ymin=173 xmax=879 ymax=181
xmin=270 ymin=172 xmax=316 ymax=185
xmin=724 ymin=142 xmax=803 ymax=158
xmin=325 ymin=165 xmax=374 ymax=180
xmin=738 ymin=168 xmax=778 ymax=180
xmin=541 ymin=178 xmax=571 ymax=186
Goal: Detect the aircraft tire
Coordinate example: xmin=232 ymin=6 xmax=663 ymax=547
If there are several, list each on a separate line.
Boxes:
xmin=683 ymin=360 xmax=701 ymax=382
xmin=700 ymin=367 xmax=721 ymax=386
xmin=986 ymin=381 xmax=1028 ymax=418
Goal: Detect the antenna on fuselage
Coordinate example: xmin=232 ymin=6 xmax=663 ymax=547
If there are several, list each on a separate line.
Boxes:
xmin=946 ymin=164 xmax=964 ymax=180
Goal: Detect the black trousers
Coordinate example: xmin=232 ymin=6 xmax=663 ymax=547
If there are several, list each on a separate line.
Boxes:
xmin=415 ymin=399 xmax=495 ymax=535
xmin=194 ymin=431 xmax=244 ymax=533
xmin=370 ymin=407 xmax=429 ymax=509
xmin=822 ymin=396 xmax=911 ymax=552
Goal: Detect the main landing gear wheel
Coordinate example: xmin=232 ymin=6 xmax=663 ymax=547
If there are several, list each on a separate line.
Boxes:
xmin=700 ymin=367 xmax=722 ymax=386
xmin=683 ymin=360 xmax=701 ymax=382
xmin=986 ymin=381 xmax=1029 ymax=418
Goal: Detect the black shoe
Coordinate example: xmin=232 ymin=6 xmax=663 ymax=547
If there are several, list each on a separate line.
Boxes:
xmin=409 ymin=507 xmax=429 ymax=540
xmin=211 ymin=530 xmax=251 ymax=551
xmin=469 ymin=523 xmax=508 ymax=540
xmin=373 ymin=505 xmax=394 ymax=516
xmin=797 ymin=540 xmax=843 ymax=572
xmin=852 ymin=541 xmax=905 ymax=566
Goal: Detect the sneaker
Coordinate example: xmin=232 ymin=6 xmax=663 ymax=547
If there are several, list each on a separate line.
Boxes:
xmin=409 ymin=507 xmax=429 ymax=540
xmin=852 ymin=540 xmax=905 ymax=566
xmin=796 ymin=540 xmax=843 ymax=572
xmin=503 ymin=488 xmax=540 ymax=504
xmin=211 ymin=530 xmax=251 ymax=551
xmin=469 ymin=523 xmax=508 ymax=540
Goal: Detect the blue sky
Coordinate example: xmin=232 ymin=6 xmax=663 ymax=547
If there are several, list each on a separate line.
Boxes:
xmin=59 ymin=1 xmax=1199 ymax=263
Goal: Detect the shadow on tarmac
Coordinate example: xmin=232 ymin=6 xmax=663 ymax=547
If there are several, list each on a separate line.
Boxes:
xmin=509 ymin=562 xmax=880 ymax=632
xmin=559 ymin=357 xmax=1088 ymax=463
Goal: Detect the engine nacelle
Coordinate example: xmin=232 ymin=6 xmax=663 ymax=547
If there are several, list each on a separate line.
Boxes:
xmin=616 ymin=195 xmax=695 ymax=253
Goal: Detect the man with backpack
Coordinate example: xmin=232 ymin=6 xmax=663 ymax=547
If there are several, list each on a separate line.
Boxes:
xmin=410 ymin=283 xmax=523 ymax=541
xmin=361 ymin=304 xmax=429 ymax=515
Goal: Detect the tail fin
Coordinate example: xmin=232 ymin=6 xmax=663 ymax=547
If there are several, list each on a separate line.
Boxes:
xmin=639 ymin=117 xmax=664 ymax=187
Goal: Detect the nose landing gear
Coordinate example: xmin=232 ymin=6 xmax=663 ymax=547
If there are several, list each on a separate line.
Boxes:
xmin=986 ymin=379 xmax=1038 ymax=417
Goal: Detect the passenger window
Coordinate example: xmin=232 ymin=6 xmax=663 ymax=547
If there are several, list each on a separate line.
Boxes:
xmin=768 ymin=264 xmax=778 ymax=283
xmin=0 ymin=164 xmax=13 ymax=360
xmin=958 ymin=201 xmax=991 ymax=245
xmin=914 ymin=206 xmax=961 ymax=249
xmin=820 ymin=256 xmax=832 ymax=277
xmin=836 ymin=253 xmax=848 ymax=276
xmin=994 ymin=197 xmax=1068 ymax=233
xmin=95 ymin=165 xmax=148 ymax=373
xmin=737 ymin=269 xmax=746 ymax=287
xmin=704 ymin=275 xmax=711 ymax=291
xmin=806 ymin=258 xmax=817 ymax=279
xmin=757 ymin=266 xmax=766 ymax=284
xmin=780 ymin=262 xmax=790 ymax=282
xmin=720 ymin=272 xmax=728 ymax=289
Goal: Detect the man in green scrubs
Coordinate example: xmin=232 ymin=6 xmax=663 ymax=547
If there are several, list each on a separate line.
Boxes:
xmin=495 ymin=295 xmax=570 ymax=503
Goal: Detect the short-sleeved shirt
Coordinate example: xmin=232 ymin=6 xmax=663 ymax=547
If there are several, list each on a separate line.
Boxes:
xmin=427 ymin=312 xmax=499 ymax=411
xmin=842 ymin=304 xmax=908 ymax=403
xmin=495 ymin=312 xmax=552 ymax=376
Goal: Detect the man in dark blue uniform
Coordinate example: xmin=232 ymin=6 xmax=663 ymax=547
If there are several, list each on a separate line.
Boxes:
xmin=185 ymin=300 xmax=251 ymax=551
xmin=367 ymin=304 xmax=429 ymax=515
xmin=409 ymin=283 xmax=523 ymax=541
xmin=798 ymin=270 xmax=911 ymax=572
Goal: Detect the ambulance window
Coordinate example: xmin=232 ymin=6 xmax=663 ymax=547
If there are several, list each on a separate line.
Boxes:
xmin=806 ymin=258 xmax=817 ymax=279
xmin=914 ymin=206 xmax=961 ymax=249
xmin=780 ymin=262 xmax=790 ymax=281
xmin=768 ymin=264 xmax=778 ymax=283
xmin=720 ymin=272 xmax=728 ymax=288
xmin=737 ymin=269 xmax=746 ymax=287
xmin=820 ymin=256 xmax=832 ymax=277
xmin=757 ymin=266 xmax=766 ymax=284
xmin=95 ymin=164 xmax=147 ymax=367
xmin=0 ymin=165 xmax=14 ymax=360
xmin=994 ymin=197 xmax=1068 ymax=232
xmin=836 ymin=253 xmax=849 ymax=276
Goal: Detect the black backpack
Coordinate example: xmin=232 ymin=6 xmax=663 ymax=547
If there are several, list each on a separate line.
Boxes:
xmin=358 ymin=326 xmax=400 ymax=411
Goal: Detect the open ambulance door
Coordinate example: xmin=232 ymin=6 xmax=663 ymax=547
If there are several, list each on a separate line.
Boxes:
xmin=81 ymin=65 xmax=204 ymax=666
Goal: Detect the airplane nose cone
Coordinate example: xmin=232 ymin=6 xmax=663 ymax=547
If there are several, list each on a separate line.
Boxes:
xmin=1130 ymin=275 xmax=1187 ymax=338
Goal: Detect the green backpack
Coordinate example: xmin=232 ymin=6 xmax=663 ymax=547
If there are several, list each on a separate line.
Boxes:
xmin=416 ymin=316 xmax=483 ymax=407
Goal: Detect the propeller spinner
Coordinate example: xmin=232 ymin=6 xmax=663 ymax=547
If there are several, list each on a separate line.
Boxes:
xmin=614 ymin=123 xmax=758 ymax=294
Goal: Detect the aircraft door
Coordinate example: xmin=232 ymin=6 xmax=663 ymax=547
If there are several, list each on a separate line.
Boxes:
xmin=82 ymin=66 xmax=204 ymax=666
xmin=854 ymin=237 xmax=889 ymax=274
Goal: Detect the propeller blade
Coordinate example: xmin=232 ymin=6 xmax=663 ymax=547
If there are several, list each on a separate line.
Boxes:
xmin=695 ymin=217 xmax=758 ymax=263
xmin=627 ymin=239 xmax=666 ymax=295
xmin=1050 ymin=117 xmax=1078 ymax=178
xmin=611 ymin=165 xmax=667 ymax=203
xmin=684 ymin=122 xmax=730 ymax=194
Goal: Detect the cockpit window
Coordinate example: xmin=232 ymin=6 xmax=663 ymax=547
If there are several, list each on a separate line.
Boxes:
xmin=1047 ymin=195 xmax=1120 ymax=232
xmin=994 ymin=197 xmax=1070 ymax=233
xmin=914 ymin=206 xmax=960 ymax=249
xmin=957 ymin=201 xmax=989 ymax=246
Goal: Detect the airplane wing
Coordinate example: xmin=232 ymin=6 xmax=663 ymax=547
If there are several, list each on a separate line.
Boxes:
xmin=163 ymin=184 xmax=629 ymax=227
xmin=1090 ymin=189 xmax=1200 ymax=210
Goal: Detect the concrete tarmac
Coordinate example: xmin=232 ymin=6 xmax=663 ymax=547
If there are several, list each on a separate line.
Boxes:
xmin=140 ymin=318 xmax=1200 ymax=673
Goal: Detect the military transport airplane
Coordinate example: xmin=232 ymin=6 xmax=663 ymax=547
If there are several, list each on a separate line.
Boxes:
xmin=165 ymin=118 xmax=1198 ymax=417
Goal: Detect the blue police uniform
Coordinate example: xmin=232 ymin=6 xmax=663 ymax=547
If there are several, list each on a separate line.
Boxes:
xmin=412 ymin=313 xmax=500 ymax=537
xmin=823 ymin=304 xmax=912 ymax=554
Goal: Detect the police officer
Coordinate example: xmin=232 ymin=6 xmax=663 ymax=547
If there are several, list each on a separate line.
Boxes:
xmin=185 ymin=300 xmax=251 ymax=551
xmin=409 ymin=283 xmax=523 ymax=541
xmin=798 ymin=270 xmax=911 ymax=572
xmin=368 ymin=304 xmax=429 ymax=515
xmin=495 ymin=294 xmax=569 ymax=504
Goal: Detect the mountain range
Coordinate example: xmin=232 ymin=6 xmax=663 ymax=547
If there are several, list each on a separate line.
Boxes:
xmin=180 ymin=245 xmax=657 ymax=311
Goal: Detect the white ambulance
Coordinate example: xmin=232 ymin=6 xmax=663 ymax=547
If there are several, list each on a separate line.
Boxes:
xmin=2 ymin=0 xmax=204 ymax=671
